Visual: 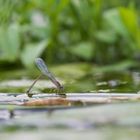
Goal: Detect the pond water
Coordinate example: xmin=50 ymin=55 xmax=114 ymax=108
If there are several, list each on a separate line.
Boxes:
xmin=0 ymin=68 xmax=140 ymax=140
xmin=1 ymin=70 xmax=139 ymax=93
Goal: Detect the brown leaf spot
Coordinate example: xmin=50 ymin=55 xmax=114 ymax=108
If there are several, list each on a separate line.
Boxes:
xmin=23 ymin=98 xmax=71 ymax=106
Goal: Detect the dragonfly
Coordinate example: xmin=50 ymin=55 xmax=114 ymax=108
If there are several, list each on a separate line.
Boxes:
xmin=26 ymin=58 xmax=65 ymax=97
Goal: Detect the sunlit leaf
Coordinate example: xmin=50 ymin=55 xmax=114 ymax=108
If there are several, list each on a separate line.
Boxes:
xmin=119 ymin=7 xmax=138 ymax=39
xmin=104 ymin=8 xmax=129 ymax=37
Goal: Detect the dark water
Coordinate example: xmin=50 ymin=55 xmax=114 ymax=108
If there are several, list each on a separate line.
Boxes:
xmin=65 ymin=71 xmax=140 ymax=93
xmin=0 ymin=71 xmax=140 ymax=94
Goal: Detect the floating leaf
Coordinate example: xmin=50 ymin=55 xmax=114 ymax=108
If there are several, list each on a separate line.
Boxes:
xmin=92 ymin=60 xmax=138 ymax=73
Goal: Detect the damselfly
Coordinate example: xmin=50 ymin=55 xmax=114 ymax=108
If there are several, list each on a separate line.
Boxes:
xmin=26 ymin=58 xmax=65 ymax=97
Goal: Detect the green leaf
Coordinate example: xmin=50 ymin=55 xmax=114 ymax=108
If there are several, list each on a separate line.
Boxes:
xmin=95 ymin=30 xmax=117 ymax=43
xmin=104 ymin=8 xmax=129 ymax=37
xmin=0 ymin=24 xmax=20 ymax=61
xmin=21 ymin=40 xmax=49 ymax=68
xmin=37 ymin=0 xmax=70 ymax=17
xmin=69 ymin=42 xmax=94 ymax=60
xmin=119 ymin=7 xmax=138 ymax=39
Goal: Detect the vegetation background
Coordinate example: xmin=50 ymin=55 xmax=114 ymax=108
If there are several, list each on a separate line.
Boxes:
xmin=0 ymin=0 xmax=140 ymax=72
xmin=1 ymin=1 xmax=140 ymax=138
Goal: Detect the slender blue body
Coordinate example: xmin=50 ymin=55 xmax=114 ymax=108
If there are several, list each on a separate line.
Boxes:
xmin=35 ymin=58 xmax=63 ymax=90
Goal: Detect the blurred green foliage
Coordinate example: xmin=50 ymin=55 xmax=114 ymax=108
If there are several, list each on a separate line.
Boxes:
xmin=0 ymin=0 xmax=140 ymax=69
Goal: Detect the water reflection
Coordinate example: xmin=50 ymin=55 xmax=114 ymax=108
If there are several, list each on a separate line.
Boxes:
xmin=65 ymin=71 xmax=140 ymax=93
